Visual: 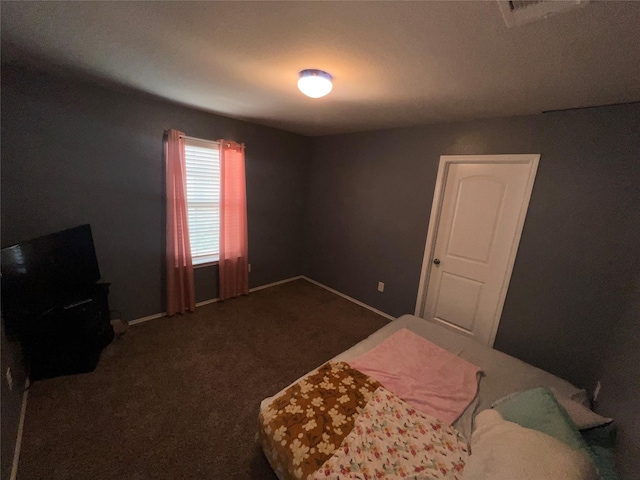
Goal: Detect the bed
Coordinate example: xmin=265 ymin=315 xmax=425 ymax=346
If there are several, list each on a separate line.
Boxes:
xmin=258 ymin=314 xmax=614 ymax=479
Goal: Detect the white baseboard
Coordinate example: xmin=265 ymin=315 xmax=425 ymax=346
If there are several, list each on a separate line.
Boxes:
xmin=10 ymin=386 xmax=29 ymax=480
xmin=129 ymin=295 xmax=222 ymax=326
xmin=249 ymin=275 xmax=304 ymax=292
xmin=300 ymin=276 xmax=395 ymax=321
xmin=128 ymin=275 xmax=393 ymax=325
xmin=129 ymin=276 xmax=304 ymax=326
xmin=195 ymin=298 xmax=219 ymax=307
xmin=128 ymin=312 xmax=167 ymax=326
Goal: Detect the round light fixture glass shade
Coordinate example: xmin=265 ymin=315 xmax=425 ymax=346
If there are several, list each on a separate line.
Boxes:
xmin=298 ymin=69 xmax=333 ymax=98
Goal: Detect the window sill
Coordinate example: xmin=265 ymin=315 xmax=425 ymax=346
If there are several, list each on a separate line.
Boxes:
xmin=194 ymin=261 xmax=219 ymax=269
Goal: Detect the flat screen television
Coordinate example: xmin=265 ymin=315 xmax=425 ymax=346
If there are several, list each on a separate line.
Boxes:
xmin=1 ymin=224 xmax=101 ymax=316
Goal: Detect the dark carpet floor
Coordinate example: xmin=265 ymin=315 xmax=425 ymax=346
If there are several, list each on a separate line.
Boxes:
xmin=17 ymin=279 xmax=390 ymax=479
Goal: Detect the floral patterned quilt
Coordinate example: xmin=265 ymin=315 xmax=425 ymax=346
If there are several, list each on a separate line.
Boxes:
xmin=258 ymin=362 xmax=382 ymax=480
xmin=310 ymin=386 xmax=468 ymax=480
xmin=259 ymin=363 xmax=469 ymax=480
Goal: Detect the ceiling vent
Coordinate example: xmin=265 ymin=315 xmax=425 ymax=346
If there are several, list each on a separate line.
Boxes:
xmin=497 ymin=0 xmax=590 ymax=27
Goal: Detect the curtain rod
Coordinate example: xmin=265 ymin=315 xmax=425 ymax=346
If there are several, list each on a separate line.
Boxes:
xmin=179 ymin=135 xmax=245 ymax=149
xmin=179 ymin=134 xmax=219 ymax=145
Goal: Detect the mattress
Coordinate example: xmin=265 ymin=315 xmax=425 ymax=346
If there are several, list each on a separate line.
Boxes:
xmin=259 ymin=314 xmax=585 ymax=478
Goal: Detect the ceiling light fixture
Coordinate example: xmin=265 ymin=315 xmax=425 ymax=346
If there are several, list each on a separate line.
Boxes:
xmin=298 ymin=69 xmax=333 ymax=98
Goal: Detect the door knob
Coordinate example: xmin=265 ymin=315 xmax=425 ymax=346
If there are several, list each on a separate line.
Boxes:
xmin=433 ymin=258 xmax=441 ymax=265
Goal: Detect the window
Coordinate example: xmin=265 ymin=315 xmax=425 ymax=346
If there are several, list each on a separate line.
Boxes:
xmin=184 ymin=137 xmax=220 ymax=265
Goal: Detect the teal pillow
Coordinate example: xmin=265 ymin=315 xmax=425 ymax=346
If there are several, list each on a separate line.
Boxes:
xmin=582 ymin=424 xmax=620 ymax=480
xmin=493 ymin=387 xmax=596 ymax=462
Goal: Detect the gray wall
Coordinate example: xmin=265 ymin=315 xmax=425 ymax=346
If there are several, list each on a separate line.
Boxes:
xmin=596 ymin=270 xmax=640 ymax=479
xmin=0 ymin=64 xmax=310 ymax=478
xmin=0 ymin=62 xmax=308 ymax=479
xmin=1 ymin=63 xmax=310 ymax=319
xmin=303 ymin=103 xmax=640 ymax=390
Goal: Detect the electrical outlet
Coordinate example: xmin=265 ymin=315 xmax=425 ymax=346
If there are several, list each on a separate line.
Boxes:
xmin=6 ymin=367 xmax=13 ymax=391
xmin=378 ymin=282 xmax=385 ymax=292
xmin=248 ymin=264 xmax=251 ymax=272
xmin=593 ymin=380 xmax=602 ymax=402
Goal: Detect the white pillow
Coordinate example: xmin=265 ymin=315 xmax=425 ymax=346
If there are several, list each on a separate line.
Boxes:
xmin=463 ymin=409 xmax=598 ymax=480
xmin=549 ymin=387 xmax=613 ymax=430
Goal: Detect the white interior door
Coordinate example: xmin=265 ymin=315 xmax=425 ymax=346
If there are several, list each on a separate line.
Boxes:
xmin=415 ymin=155 xmax=539 ymax=346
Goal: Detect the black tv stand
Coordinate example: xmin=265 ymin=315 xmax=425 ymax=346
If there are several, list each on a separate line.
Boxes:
xmin=17 ymin=283 xmax=114 ymax=381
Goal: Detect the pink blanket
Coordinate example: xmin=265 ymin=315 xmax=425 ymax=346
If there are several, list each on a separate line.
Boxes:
xmin=348 ymin=328 xmax=481 ymax=424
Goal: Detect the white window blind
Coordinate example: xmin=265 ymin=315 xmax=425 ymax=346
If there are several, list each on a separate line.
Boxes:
xmin=184 ymin=137 xmax=220 ymax=265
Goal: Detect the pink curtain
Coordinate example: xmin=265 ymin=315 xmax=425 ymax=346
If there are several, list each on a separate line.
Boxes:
xmin=165 ymin=129 xmax=196 ymax=315
xmin=218 ymin=140 xmax=249 ymax=300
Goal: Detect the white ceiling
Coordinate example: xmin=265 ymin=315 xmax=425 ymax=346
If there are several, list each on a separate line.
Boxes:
xmin=2 ymin=1 xmax=639 ymax=136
